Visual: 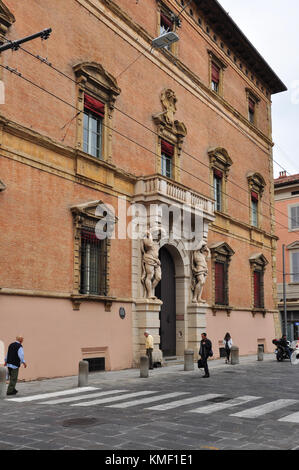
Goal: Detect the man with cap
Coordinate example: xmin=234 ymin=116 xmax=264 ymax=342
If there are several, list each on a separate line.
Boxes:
xmin=4 ymin=336 xmax=27 ymax=396
xmin=144 ymin=331 xmax=154 ymax=370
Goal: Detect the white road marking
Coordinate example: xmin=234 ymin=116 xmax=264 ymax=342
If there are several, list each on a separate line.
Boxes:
xmin=71 ymin=390 xmax=157 ymax=407
xmin=279 ymin=411 xmax=299 ymax=423
xmin=232 ymin=399 xmax=298 ymax=419
xmin=146 ymin=393 xmax=224 ymax=411
xmin=5 ymin=387 xmax=98 ymax=402
xmin=40 ymin=389 xmax=128 ymax=405
xmin=189 ymin=396 xmax=261 ymax=414
xmin=107 ymin=392 xmax=189 ymax=408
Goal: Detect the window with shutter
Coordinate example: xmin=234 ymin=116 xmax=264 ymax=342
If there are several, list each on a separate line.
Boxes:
xmin=291 ymin=206 xmax=299 ymax=229
xmin=292 ymin=252 xmax=299 ymax=283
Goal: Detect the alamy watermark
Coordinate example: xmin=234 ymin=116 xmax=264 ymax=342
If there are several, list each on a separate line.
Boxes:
xmin=94 ymin=197 xmax=205 ymax=250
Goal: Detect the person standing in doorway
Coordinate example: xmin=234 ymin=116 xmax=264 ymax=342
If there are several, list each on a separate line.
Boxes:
xmin=199 ymin=333 xmax=213 ymax=378
xmin=223 ymin=332 xmax=233 ymax=364
xmin=4 ymin=336 xmax=27 ymax=396
xmin=144 ymin=331 xmax=154 ymax=370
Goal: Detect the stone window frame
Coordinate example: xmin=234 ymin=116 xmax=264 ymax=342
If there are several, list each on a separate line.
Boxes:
xmin=208 ymin=50 xmax=227 ymax=97
xmin=249 ymin=253 xmax=268 ymax=316
xmin=210 ymin=242 xmax=235 ymax=316
xmin=287 ymin=242 xmax=299 ymax=284
xmin=70 ymin=200 xmax=117 ymax=311
xmin=246 ymin=88 xmax=260 ymax=127
xmin=247 ymin=172 xmax=266 ymax=229
xmin=208 ymin=147 xmax=232 ymax=214
xmin=288 ymin=203 xmax=299 ymax=232
xmin=73 ymin=62 xmax=121 ymax=164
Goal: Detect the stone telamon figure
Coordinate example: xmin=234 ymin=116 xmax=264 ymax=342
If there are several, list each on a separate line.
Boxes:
xmin=191 ymin=240 xmax=210 ymax=304
xmin=141 ymin=229 xmax=163 ymax=300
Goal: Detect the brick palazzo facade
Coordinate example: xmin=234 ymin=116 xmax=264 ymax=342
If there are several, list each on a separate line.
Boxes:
xmin=0 ymin=0 xmax=286 ymax=379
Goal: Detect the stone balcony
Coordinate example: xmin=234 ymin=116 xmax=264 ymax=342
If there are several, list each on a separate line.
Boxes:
xmin=133 ymin=174 xmax=215 ymax=222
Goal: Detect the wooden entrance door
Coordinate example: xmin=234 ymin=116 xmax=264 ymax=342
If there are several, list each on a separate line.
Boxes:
xmin=155 ymin=246 xmax=176 ymax=356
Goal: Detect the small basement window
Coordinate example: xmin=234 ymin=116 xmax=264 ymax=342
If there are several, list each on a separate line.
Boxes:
xmin=84 ymin=357 xmax=105 ymax=372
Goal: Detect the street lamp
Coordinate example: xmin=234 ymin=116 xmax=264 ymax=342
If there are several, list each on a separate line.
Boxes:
xmin=151 ymin=30 xmax=179 ymax=49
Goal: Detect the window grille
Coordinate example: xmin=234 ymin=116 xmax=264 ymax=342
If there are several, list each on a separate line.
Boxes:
xmin=80 ymin=226 xmax=107 ymax=295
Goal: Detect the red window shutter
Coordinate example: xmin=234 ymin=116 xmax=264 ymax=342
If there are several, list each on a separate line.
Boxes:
xmin=81 ymin=228 xmax=100 ymax=243
xmin=254 ymin=271 xmax=261 ymax=308
xmin=84 ymin=94 xmax=105 ymax=118
xmin=160 ymin=12 xmax=173 ymax=29
xmin=212 ymin=63 xmax=220 ymax=83
xmin=251 ymin=191 xmax=259 ymax=202
xmin=214 ymin=168 xmax=223 ymax=179
xmin=161 ymin=140 xmax=174 ymax=157
xmin=249 ymin=98 xmax=255 ymax=112
xmin=215 ymin=262 xmax=225 ymax=304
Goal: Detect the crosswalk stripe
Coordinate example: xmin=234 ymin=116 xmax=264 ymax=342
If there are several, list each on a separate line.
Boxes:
xmin=107 ymin=392 xmax=189 ymax=408
xmin=40 ymin=389 xmax=128 ymax=405
xmin=278 ymin=411 xmax=299 ymax=423
xmin=231 ymin=399 xmax=298 ymax=419
xmin=5 ymin=386 xmax=98 ymax=403
xmin=146 ymin=393 xmax=224 ymax=411
xmin=189 ymin=396 xmax=261 ymax=414
xmin=71 ymin=390 xmax=157 ymax=407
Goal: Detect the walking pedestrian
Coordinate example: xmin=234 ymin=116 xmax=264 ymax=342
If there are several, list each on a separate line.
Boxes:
xmin=223 ymin=332 xmax=233 ymax=364
xmin=199 ymin=332 xmax=213 ymax=378
xmin=4 ymin=336 xmax=27 ymax=396
xmin=144 ymin=331 xmax=154 ymax=370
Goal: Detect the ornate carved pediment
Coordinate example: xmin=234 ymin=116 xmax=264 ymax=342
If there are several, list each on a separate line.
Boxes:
xmin=70 ymin=200 xmax=117 ymax=225
xmin=153 ymin=89 xmax=187 ymax=138
xmin=209 ymin=242 xmax=235 ymax=259
xmin=247 ymin=172 xmax=266 ymax=194
xmin=0 ymin=1 xmax=15 ymax=38
xmin=249 ymin=252 xmax=268 ymax=268
xmin=73 ymin=62 xmax=121 ymax=107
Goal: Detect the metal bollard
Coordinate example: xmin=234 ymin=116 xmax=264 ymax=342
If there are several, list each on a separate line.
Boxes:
xmin=0 ymin=367 xmax=6 ymax=399
xmin=257 ymin=345 xmax=264 ymax=361
xmin=230 ymin=346 xmax=239 ymax=365
xmin=140 ymin=355 xmax=149 ymax=378
xmin=184 ymin=349 xmax=194 ymax=371
xmin=78 ymin=360 xmax=89 ymax=387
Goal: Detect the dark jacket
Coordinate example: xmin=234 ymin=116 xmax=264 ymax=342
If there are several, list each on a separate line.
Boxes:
xmin=6 ymin=342 xmax=22 ymax=368
xmin=199 ymin=338 xmax=212 ymax=359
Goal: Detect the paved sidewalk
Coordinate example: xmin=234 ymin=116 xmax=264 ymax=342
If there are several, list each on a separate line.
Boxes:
xmin=1 ymin=353 xmax=274 ymax=397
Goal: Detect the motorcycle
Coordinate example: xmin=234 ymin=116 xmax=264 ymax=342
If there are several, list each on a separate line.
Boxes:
xmin=272 ymin=339 xmax=295 ymax=362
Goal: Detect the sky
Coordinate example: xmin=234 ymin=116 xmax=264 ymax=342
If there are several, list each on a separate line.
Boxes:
xmin=218 ymin=0 xmax=299 ymax=178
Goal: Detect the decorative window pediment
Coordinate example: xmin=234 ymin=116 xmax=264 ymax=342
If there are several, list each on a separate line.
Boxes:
xmin=287 ymin=241 xmax=299 ymax=251
xmin=209 ymin=242 xmax=235 ymax=260
xmin=247 ymin=172 xmax=266 ymax=195
xmin=249 ymin=253 xmax=268 ymax=269
xmin=208 ymin=147 xmax=232 ymax=176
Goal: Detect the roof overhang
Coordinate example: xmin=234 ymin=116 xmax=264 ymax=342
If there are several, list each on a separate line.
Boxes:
xmin=195 ymin=0 xmax=287 ymax=95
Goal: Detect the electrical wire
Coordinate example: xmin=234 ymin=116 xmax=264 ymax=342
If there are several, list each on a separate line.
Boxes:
xmin=2 ymin=60 xmax=299 ymax=245
xmin=4 ymin=43 xmax=298 ymax=234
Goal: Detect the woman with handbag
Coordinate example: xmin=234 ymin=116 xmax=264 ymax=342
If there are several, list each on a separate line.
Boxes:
xmin=223 ymin=332 xmax=233 ymax=364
